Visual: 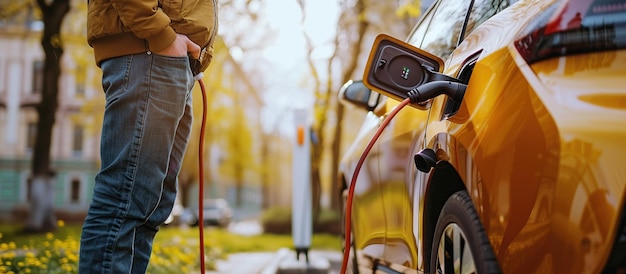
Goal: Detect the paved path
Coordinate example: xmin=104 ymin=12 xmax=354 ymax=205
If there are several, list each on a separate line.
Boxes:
xmin=201 ymin=219 xmax=343 ymax=273
xmin=205 ymin=251 xmax=278 ymax=273
xmin=205 ymin=248 xmax=343 ymax=274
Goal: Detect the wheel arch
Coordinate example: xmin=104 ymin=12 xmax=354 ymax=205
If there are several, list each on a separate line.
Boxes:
xmin=422 ymin=161 xmax=466 ymax=274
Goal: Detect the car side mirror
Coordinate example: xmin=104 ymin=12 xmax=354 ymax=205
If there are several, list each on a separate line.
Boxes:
xmin=363 ymin=34 xmax=464 ymax=103
xmin=338 ymin=80 xmax=381 ymax=112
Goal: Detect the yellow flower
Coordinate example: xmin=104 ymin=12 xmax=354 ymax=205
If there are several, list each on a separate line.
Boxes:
xmin=61 ymin=263 xmax=74 ymax=272
xmin=66 ymin=253 xmax=78 ymax=262
xmin=57 ymin=219 xmax=65 ymax=228
xmin=46 ymin=233 xmax=54 ymax=240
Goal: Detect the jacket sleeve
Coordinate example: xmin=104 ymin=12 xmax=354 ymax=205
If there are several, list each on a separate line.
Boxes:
xmin=110 ymin=0 xmax=177 ymax=52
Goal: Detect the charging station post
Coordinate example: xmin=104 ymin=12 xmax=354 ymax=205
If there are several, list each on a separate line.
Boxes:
xmin=291 ymin=108 xmax=312 ymax=262
xmin=272 ymin=108 xmax=333 ymax=274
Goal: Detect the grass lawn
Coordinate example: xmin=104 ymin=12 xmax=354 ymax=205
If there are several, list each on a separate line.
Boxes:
xmin=156 ymin=224 xmax=341 ymax=253
xmin=0 ymin=222 xmax=341 ymax=273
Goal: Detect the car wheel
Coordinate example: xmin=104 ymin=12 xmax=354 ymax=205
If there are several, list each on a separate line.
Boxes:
xmin=430 ymin=191 xmax=501 ymax=274
xmin=341 ymin=189 xmax=359 ymax=274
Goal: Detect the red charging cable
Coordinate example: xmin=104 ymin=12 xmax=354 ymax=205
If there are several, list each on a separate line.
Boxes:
xmin=197 ymin=76 xmax=208 ymax=273
xmin=340 ymin=98 xmax=411 ymax=274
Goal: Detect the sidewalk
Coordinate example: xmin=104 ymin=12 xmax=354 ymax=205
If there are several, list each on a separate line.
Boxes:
xmin=207 ymin=248 xmax=343 ymax=274
xmin=205 ymin=250 xmax=277 ymax=274
xmin=204 ymin=218 xmax=344 ymax=273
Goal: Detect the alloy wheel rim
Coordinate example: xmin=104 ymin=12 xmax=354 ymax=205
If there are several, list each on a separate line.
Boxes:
xmin=435 ymin=223 xmax=477 ymax=274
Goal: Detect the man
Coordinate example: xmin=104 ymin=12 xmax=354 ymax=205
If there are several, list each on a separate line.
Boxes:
xmin=79 ymin=0 xmax=217 ymax=272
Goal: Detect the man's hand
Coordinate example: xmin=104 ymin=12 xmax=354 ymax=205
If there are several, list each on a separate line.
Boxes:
xmin=156 ymin=33 xmax=201 ymax=59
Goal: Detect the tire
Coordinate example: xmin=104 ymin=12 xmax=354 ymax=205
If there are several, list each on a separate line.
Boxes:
xmin=430 ymin=191 xmax=501 ymax=274
xmin=341 ymin=189 xmax=359 ymax=274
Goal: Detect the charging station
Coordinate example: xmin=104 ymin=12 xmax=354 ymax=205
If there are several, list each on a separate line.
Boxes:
xmin=273 ymin=108 xmax=331 ymax=274
xmin=291 ymin=108 xmax=312 ymax=262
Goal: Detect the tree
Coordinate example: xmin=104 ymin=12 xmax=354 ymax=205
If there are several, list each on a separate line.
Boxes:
xmin=294 ymin=0 xmax=422 ymax=214
xmin=178 ymin=36 xmax=265 ymax=209
xmin=197 ymin=0 xmax=269 ymax=209
xmin=217 ymin=103 xmax=256 ymax=207
xmin=24 ymin=0 xmax=70 ymax=233
xmin=326 ymin=0 xmax=370 ymax=211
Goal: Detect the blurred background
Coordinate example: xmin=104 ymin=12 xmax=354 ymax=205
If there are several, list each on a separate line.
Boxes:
xmin=0 ymin=0 xmax=432 ymax=271
xmin=0 ymin=0 xmax=433 ymax=232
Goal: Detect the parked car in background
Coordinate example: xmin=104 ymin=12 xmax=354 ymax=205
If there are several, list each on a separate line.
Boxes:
xmin=195 ymin=198 xmax=233 ymax=228
xmin=339 ymin=0 xmax=626 ymax=273
xmin=164 ymin=203 xmax=203 ymax=227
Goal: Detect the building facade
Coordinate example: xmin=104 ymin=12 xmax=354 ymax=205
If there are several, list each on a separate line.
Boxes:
xmin=0 ymin=17 xmax=267 ymax=222
xmin=0 ymin=20 xmax=102 ymax=222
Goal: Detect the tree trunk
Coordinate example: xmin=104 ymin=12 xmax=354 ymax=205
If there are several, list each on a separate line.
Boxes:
xmin=25 ymin=175 xmax=57 ymax=232
xmin=261 ymin=135 xmax=270 ymax=209
xmin=25 ymin=0 xmax=70 ymax=233
xmin=329 ymin=0 xmax=369 ymax=210
xmin=330 ymin=103 xmax=344 ymax=210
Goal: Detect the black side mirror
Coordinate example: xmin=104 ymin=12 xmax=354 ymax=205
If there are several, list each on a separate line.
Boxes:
xmin=363 ymin=34 xmax=463 ymax=103
xmin=338 ymin=80 xmax=381 ymax=112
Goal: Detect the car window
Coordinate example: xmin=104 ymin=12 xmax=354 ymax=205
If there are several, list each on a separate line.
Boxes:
xmin=420 ymin=0 xmax=472 ymax=60
xmin=464 ymin=0 xmax=519 ymax=39
xmin=406 ymin=1 xmax=437 ymax=48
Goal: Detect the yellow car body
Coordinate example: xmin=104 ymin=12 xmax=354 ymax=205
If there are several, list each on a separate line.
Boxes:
xmin=339 ymin=0 xmax=626 ymax=273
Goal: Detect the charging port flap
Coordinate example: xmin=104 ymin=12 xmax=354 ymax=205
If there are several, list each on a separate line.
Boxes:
xmin=363 ymin=34 xmax=445 ymax=102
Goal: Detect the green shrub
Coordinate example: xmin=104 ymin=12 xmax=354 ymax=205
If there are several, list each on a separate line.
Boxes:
xmin=261 ymin=207 xmax=341 ymax=235
xmin=261 ymin=207 xmax=292 ymax=234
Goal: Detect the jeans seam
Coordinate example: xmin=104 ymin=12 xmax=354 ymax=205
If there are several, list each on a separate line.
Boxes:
xmin=141 ymin=55 xmax=167 ymax=225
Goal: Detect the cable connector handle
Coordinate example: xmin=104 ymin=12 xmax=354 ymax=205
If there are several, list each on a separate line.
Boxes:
xmin=408 ymin=81 xmax=467 ymax=104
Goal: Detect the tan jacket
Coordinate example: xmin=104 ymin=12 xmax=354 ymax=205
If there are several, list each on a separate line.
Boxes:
xmin=87 ymin=0 xmax=218 ymax=71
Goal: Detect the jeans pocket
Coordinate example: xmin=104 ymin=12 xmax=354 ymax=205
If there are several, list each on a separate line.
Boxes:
xmin=151 ymin=54 xmax=190 ymax=78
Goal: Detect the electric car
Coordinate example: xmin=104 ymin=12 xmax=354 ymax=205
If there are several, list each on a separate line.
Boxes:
xmin=338 ymin=0 xmax=626 ymax=273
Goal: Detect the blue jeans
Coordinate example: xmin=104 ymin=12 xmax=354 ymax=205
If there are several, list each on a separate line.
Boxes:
xmin=79 ymin=52 xmax=194 ymax=273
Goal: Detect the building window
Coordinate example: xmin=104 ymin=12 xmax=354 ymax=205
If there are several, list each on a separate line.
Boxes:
xmin=70 ymin=178 xmax=81 ymax=203
xmin=73 ymin=125 xmax=84 ymax=157
xmin=27 ymin=122 xmax=37 ymax=153
xmin=32 ymin=60 xmax=44 ymax=94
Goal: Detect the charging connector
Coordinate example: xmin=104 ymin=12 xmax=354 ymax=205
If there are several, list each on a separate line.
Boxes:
xmin=407 ymin=81 xmax=467 ymax=104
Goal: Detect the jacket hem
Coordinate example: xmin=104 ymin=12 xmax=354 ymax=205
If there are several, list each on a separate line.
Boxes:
xmin=91 ymin=33 xmax=149 ymax=66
